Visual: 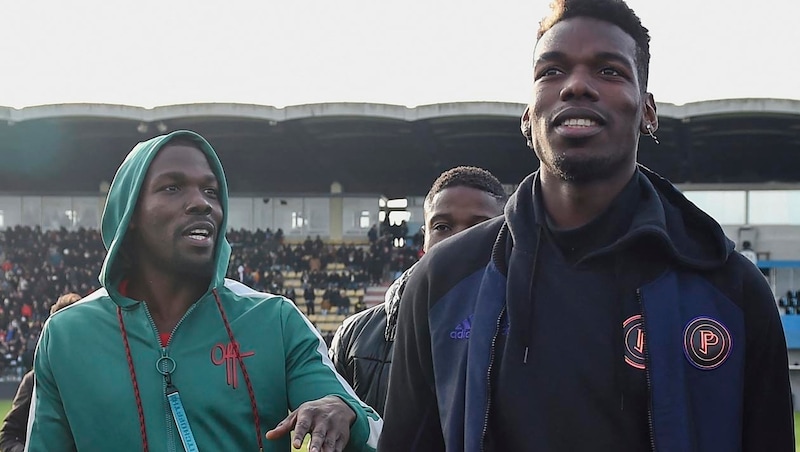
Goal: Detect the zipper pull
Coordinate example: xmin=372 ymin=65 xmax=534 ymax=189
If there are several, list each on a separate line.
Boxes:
xmin=156 ymin=349 xmax=176 ymax=383
xmin=165 ymin=382 xmax=200 ymax=452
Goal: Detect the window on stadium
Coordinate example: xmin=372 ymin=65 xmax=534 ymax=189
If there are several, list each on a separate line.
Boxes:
xmin=359 ymin=210 xmax=371 ymax=229
xmin=388 ymin=210 xmax=411 ymax=226
xmin=748 ymin=191 xmax=800 ymax=225
xmin=682 ymin=190 xmax=746 ymax=225
xmin=291 ymin=212 xmax=306 ymax=229
xmin=386 ymin=199 xmax=408 ymax=209
xmin=65 ymin=209 xmax=79 ymax=227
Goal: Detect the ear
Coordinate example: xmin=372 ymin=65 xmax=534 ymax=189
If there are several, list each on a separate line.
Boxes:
xmin=520 ymin=106 xmax=533 ymax=147
xmin=640 ymin=93 xmax=658 ymax=134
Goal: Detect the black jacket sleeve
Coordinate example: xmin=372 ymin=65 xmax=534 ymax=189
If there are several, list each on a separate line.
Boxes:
xmin=379 ymin=260 xmax=445 ymax=451
xmin=329 ymin=318 xmax=355 ymax=385
xmin=0 ymin=370 xmax=34 ymax=452
xmin=739 ymin=257 xmax=795 ymax=451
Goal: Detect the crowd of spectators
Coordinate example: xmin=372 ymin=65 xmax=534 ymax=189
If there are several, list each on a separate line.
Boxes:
xmin=0 ymin=226 xmax=105 ymax=381
xmin=0 ymin=225 xmax=420 ymax=380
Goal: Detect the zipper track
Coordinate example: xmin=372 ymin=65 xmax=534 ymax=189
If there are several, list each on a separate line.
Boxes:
xmin=143 ymin=301 xmax=200 ymax=452
xmin=480 ymin=306 xmax=505 ymax=452
xmin=637 ymin=289 xmax=657 ymax=452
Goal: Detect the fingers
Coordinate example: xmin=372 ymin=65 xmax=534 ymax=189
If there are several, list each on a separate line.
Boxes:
xmin=269 ymin=397 xmax=354 ymax=450
xmin=308 ymin=427 xmax=344 ymax=452
xmin=265 ymin=411 xmax=297 ymax=440
xmin=292 ymin=416 xmax=313 ymax=449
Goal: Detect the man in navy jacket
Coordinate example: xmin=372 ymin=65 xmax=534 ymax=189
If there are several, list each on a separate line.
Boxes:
xmin=379 ymin=0 xmax=794 ymax=450
xmin=329 ymin=166 xmax=506 ymax=416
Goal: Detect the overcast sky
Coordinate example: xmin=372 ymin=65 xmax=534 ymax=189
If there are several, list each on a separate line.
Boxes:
xmin=1 ymin=0 xmax=798 ymax=109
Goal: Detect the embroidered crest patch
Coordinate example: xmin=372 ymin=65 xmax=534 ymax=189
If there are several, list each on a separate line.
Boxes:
xmin=623 ymin=315 xmax=646 ymax=370
xmin=683 ymin=317 xmax=731 ymax=370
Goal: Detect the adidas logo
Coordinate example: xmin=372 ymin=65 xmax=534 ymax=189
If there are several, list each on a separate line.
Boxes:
xmin=450 ymin=315 xmax=473 ymax=340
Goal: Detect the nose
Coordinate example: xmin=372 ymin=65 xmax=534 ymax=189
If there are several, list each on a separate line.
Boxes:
xmin=186 ymin=188 xmax=213 ymax=216
xmin=559 ymin=69 xmax=599 ymax=102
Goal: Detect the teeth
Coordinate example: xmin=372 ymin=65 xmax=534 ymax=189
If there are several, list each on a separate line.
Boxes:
xmin=186 ymin=228 xmax=211 ymax=240
xmin=562 ymin=118 xmax=598 ymax=127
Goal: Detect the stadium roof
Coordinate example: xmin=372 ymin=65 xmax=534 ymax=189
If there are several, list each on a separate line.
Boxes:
xmin=1 ymin=98 xmax=798 ymax=198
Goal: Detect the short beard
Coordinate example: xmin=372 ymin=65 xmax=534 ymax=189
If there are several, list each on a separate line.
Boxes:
xmin=176 ymin=258 xmax=216 ymax=280
xmin=544 ymin=153 xmax=626 ymax=185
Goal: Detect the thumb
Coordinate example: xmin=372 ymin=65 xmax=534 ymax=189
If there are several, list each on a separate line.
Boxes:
xmin=265 ymin=412 xmax=296 ymax=440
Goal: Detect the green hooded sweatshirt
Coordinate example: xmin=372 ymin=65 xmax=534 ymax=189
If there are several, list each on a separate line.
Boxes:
xmin=26 ymin=130 xmax=382 ymax=452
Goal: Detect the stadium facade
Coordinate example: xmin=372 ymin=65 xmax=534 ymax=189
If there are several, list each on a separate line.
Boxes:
xmin=2 ymin=99 xmax=800 ymax=399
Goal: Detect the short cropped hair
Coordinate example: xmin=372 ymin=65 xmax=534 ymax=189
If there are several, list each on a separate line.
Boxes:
xmin=51 ymin=293 xmax=82 ymax=315
xmin=424 ymin=166 xmax=507 ymax=210
xmin=537 ymin=0 xmax=651 ymax=91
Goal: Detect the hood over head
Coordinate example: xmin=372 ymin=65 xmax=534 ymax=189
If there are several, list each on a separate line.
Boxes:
xmin=98 ymin=130 xmax=231 ymax=302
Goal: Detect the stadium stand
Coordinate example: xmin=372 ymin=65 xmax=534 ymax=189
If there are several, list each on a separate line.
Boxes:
xmin=0 ymin=99 xmax=799 ymax=399
xmin=0 ymin=225 xmax=420 ymax=379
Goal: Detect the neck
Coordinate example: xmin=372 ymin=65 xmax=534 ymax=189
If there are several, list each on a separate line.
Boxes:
xmin=126 ymin=267 xmax=210 ymax=334
xmin=539 ymin=165 xmax=635 ymax=229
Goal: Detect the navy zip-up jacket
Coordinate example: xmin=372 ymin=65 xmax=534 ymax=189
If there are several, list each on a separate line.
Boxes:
xmin=380 ymin=167 xmax=793 ymax=452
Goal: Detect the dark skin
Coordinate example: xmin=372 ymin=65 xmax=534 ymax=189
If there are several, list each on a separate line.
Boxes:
xmin=127 ymin=144 xmax=222 ymax=332
xmin=423 ymin=185 xmax=504 ymax=252
xmin=520 ymin=17 xmax=658 ymax=229
xmin=127 ymin=143 xmax=356 ymax=452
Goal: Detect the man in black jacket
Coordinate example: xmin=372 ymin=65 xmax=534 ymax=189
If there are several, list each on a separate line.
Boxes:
xmin=0 ymin=293 xmax=82 ymax=452
xmin=328 ymin=166 xmax=506 ymax=416
xmin=379 ymin=0 xmax=794 ymax=450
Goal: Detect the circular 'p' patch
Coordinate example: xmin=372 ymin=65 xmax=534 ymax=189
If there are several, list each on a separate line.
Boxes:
xmin=623 ymin=315 xmax=646 ymax=370
xmin=683 ymin=317 xmax=732 ymax=370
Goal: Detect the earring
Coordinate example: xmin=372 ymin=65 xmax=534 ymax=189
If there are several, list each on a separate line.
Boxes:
xmin=646 ymin=123 xmax=659 ymax=145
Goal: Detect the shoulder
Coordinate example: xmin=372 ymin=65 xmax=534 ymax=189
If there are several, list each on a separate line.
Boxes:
xmin=219 ymin=279 xmax=303 ymax=321
xmin=45 ymin=288 xmax=113 ymax=328
xmin=338 ymin=304 xmax=387 ymax=338
xmin=700 ymin=252 xmax=772 ymax=312
xmin=427 ymin=216 xmax=503 ymax=262
xmin=221 ymin=279 xmax=290 ymax=304
xmin=411 ymin=216 xmax=503 ymax=303
xmin=19 ymin=370 xmax=34 ymax=391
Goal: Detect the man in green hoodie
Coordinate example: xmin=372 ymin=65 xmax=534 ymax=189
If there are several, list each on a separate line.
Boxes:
xmin=27 ymin=131 xmax=382 ymax=452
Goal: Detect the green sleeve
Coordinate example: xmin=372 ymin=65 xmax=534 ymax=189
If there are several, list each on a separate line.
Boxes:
xmin=26 ymin=322 xmax=77 ymax=452
xmin=282 ymin=301 xmax=382 ymax=451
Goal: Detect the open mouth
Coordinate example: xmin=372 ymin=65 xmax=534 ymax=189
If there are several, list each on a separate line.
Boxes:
xmin=559 ymin=118 xmax=599 ymax=128
xmin=182 ymin=223 xmax=215 ymax=244
xmin=185 ymin=228 xmax=211 ymax=241
xmin=552 ymin=109 xmax=606 ymax=139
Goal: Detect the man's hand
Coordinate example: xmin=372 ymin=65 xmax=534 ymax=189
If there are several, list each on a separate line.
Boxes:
xmin=266 ymin=395 xmax=357 ymax=452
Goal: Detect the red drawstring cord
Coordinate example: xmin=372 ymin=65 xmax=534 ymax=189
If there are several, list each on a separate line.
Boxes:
xmin=213 ymin=289 xmax=264 ymax=450
xmin=118 ymin=292 xmax=263 ymax=452
xmin=118 ymin=306 xmax=149 ymax=452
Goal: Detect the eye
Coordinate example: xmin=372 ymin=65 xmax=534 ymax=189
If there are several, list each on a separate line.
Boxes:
xmin=600 ymin=67 xmax=624 ymax=77
xmin=537 ymin=67 xmax=563 ymax=79
xmin=162 ymin=185 xmax=179 ymax=192
xmin=204 ymin=187 xmax=219 ymax=197
xmin=432 ymin=223 xmax=452 ymax=233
